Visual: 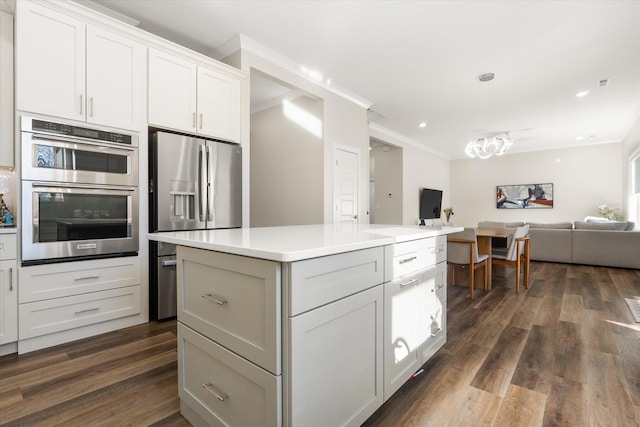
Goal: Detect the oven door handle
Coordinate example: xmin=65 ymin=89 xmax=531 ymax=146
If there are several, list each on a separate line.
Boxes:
xmin=31 ymin=182 xmax=136 ymax=191
xmin=31 ymin=133 xmax=136 ymax=150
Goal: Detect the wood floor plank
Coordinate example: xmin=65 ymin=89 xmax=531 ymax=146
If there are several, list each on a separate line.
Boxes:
xmin=509 ymin=295 xmax=544 ymax=330
xmin=532 ymin=295 xmax=562 ymax=327
xmin=551 ymin=321 xmax=586 ymax=384
xmin=511 ymin=324 xmax=556 ymax=395
xmin=543 ymin=376 xmax=586 ymax=427
xmin=470 ymin=326 xmax=530 ymax=397
xmin=559 ymin=293 xmax=583 ymax=324
xmin=446 ymin=386 xmax=502 ymax=426
xmin=492 ymin=383 xmax=546 ymax=427
xmin=585 ymin=350 xmax=639 ymax=427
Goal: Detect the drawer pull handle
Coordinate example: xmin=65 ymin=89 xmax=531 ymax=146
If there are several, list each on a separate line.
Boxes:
xmin=75 ymin=276 xmax=100 ymax=281
xmin=436 ymin=284 xmax=445 ymax=290
xmin=202 ymin=383 xmax=228 ymax=401
xmin=75 ymin=307 xmax=100 ymax=315
xmin=399 ymin=256 xmax=417 ymax=264
xmin=431 ymin=327 xmax=443 ymax=337
xmin=9 ymin=267 xmax=13 ymax=291
xmin=400 ymin=278 xmax=418 ymax=288
xmin=431 ymin=248 xmax=443 ymax=254
xmin=162 ymin=260 xmax=177 ymax=267
xmin=202 ymin=293 xmax=228 ymax=305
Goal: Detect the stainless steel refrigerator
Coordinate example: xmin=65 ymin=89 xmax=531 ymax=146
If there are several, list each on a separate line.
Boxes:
xmin=149 ymin=131 xmax=242 ymax=319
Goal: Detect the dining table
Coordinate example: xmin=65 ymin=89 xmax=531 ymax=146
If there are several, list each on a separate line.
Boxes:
xmin=475 ymin=227 xmax=516 ymax=290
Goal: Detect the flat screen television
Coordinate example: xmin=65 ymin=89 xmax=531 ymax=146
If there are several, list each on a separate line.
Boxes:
xmin=419 ymin=188 xmax=443 ymax=225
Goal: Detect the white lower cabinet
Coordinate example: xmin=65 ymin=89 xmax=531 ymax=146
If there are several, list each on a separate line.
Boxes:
xmin=0 ymin=259 xmax=18 ymax=346
xmin=17 ymin=256 xmax=142 ymax=353
xmin=0 ymin=233 xmax=18 ymax=352
xmin=288 ymin=285 xmax=384 ymax=427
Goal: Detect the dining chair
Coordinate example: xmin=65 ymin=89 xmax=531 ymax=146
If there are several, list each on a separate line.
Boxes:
xmin=447 ymin=228 xmax=490 ymax=299
xmin=491 ymin=225 xmax=531 ymax=293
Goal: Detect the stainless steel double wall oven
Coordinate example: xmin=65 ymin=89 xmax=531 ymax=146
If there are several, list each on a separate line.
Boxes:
xmin=21 ymin=116 xmax=139 ymax=265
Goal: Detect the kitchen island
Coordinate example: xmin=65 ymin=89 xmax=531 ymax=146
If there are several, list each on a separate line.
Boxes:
xmin=149 ymin=223 xmax=462 ymax=427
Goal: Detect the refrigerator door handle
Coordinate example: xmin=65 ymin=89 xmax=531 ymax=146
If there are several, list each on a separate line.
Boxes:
xmin=207 ymin=144 xmax=215 ymax=222
xmin=199 ymin=144 xmax=207 ymax=222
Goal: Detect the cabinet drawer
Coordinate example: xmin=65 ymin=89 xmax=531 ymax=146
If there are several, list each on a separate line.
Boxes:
xmin=178 ymin=323 xmax=281 ymax=427
xmin=288 ymin=247 xmax=384 ymax=316
xmin=384 ymin=236 xmax=446 ymax=282
xmin=19 ymin=257 xmax=140 ymax=303
xmin=0 ymin=233 xmax=16 ymax=260
xmin=19 ymin=285 xmax=140 ymax=339
xmin=177 ymin=246 xmax=281 ymax=374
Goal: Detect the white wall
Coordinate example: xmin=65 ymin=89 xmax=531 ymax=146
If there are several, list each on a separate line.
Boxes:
xmin=369 ymin=125 xmax=451 ymax=225
xmin=370 ymin=144 xmax=403 ymax=224
xmin=224 ymin=49 xmax=370 ymax=225
xmin=450 ymin=142 xmax=625 ymax=227
xmin=250 ymin=96 xmax=324 ymax=226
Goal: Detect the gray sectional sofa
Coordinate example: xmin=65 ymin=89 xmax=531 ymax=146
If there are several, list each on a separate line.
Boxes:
xmin=479 ymin=220 xmax=640 ymax=270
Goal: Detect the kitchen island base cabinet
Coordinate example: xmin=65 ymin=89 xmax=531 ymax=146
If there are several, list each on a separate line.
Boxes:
xmin=287 ymin=285 xmax=384 ymax=427
xmin=159 ymin=225 xmax=460 ymax=427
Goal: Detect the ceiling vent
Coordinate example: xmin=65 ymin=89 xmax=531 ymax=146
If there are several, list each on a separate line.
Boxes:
xmin=598 ymin=78 xmax=610 ymax=87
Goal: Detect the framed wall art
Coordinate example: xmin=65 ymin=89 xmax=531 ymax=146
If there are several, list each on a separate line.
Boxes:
xmin=496 ymin=183 xmax=553 ymax=209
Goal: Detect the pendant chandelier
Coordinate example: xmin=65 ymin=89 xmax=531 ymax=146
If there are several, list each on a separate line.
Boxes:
xmin=465 ymin=134 xmax=512 ymax=159
xmin=466 ymin=73 xmax=512 ymax=159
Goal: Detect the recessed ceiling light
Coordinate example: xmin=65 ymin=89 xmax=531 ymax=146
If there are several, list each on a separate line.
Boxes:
xmin=419 ymin=122 xmax=427 ymax=128
xmin=576 ymin=90 xmax=590 ymax=98
xmin=576 ymin=136 xmax=584 ymax=140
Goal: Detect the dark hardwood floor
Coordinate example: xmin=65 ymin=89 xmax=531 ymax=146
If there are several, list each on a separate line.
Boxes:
xmin=1 ymin=262 xmax=639 ymax=426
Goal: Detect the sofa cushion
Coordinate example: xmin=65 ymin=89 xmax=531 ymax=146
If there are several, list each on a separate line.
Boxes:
xmin=574 ymin=220 xmax=627 ymax=231
xmin=527 ymin=222 xmax=573 ymax=230
xmin=572 ymin=230 xmax=640 ymax=269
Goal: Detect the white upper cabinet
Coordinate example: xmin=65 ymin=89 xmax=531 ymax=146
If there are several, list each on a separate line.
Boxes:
xmin=197 ymin=66 xmax=240 ymax=142
xmin=16 ymin=1 xmax=145 ymax=131
xmin=148 ymin=48 xmax=197 ymax=133
xmin=149 ymin=48 xmax=241 ymax=143
xmin=85 ymin=26 xmax=145 ymax=130
xmin=0 ymin=9 xmax=14 ymax=168
xmin=16 ymin=2 xmax=85 ymax=122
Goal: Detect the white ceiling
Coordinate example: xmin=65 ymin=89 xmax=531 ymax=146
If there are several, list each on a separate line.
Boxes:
xmin=90 ymin=0 xmax=640 ymax=159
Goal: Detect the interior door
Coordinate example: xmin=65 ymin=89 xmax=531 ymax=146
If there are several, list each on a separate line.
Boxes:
xmin=334 ymin=146 xmax=360 ymax=224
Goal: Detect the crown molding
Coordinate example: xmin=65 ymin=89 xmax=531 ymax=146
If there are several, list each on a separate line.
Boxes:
xmin=216 ymin=33 xmax=372 ymax=110
xmin=369 ymin=122 xmax=450 ymax=159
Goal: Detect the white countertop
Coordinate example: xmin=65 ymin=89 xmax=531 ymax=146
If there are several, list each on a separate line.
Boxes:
xmin=0 ymin=227 xmax=17 ymax=234
xmin=148 ymin=223 xmax=463 ymax=262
